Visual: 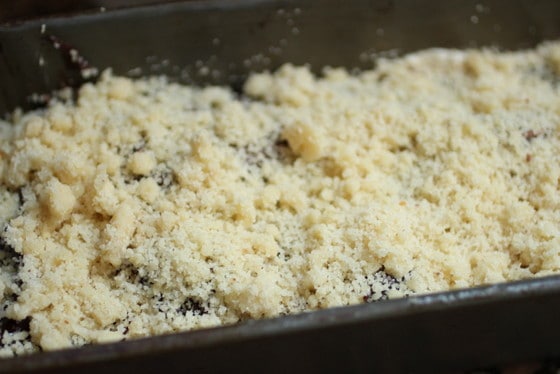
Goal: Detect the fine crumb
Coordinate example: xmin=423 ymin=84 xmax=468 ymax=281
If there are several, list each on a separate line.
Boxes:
xmin=1 ymin=42 xmax=560 ymax=355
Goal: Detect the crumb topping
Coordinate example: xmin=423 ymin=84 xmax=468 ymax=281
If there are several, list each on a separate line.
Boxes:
xmin=0 ymin=42 xmax=560 ymax=356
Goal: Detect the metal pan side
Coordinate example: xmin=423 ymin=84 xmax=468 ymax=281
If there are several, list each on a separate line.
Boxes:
xmin=1 ymin=276 xmax=560 ymax=373
xmin=2 ymin=0 xmax=560 ymax=113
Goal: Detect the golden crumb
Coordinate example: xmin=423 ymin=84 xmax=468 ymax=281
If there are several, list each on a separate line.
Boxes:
xmin=1 ymin=42 xmax=560 ymax=356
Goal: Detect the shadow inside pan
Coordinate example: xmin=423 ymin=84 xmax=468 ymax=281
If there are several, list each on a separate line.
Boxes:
xmin=1 ymin=0 xmax=559 ymax=115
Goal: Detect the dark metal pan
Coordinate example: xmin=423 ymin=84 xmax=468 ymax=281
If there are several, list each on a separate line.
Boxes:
xmin=1 ymin=0 xmax=560 ymax=372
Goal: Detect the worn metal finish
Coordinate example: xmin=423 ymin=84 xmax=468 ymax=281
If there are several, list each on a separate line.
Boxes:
xmin=0 ymin=1 xmax=560 ymax=372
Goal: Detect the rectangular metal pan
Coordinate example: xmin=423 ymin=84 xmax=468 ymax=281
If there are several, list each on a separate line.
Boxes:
xmin=1 ymin=0 xmax=560 ymax=372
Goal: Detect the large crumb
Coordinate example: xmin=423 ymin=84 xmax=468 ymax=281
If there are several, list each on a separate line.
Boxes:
xmin=1 ymin=42 xmax=560 ymax=356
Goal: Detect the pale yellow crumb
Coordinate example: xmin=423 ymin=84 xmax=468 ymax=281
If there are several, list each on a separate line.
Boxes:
xmin=0 ymin=42 xmax=560 ymax=356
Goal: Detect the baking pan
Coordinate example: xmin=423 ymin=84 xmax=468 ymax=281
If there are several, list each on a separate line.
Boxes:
xmin=1 ymin=0 xmax=560 ymax=372
xmin=0 ymin=0 xmax=187 ymax=24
